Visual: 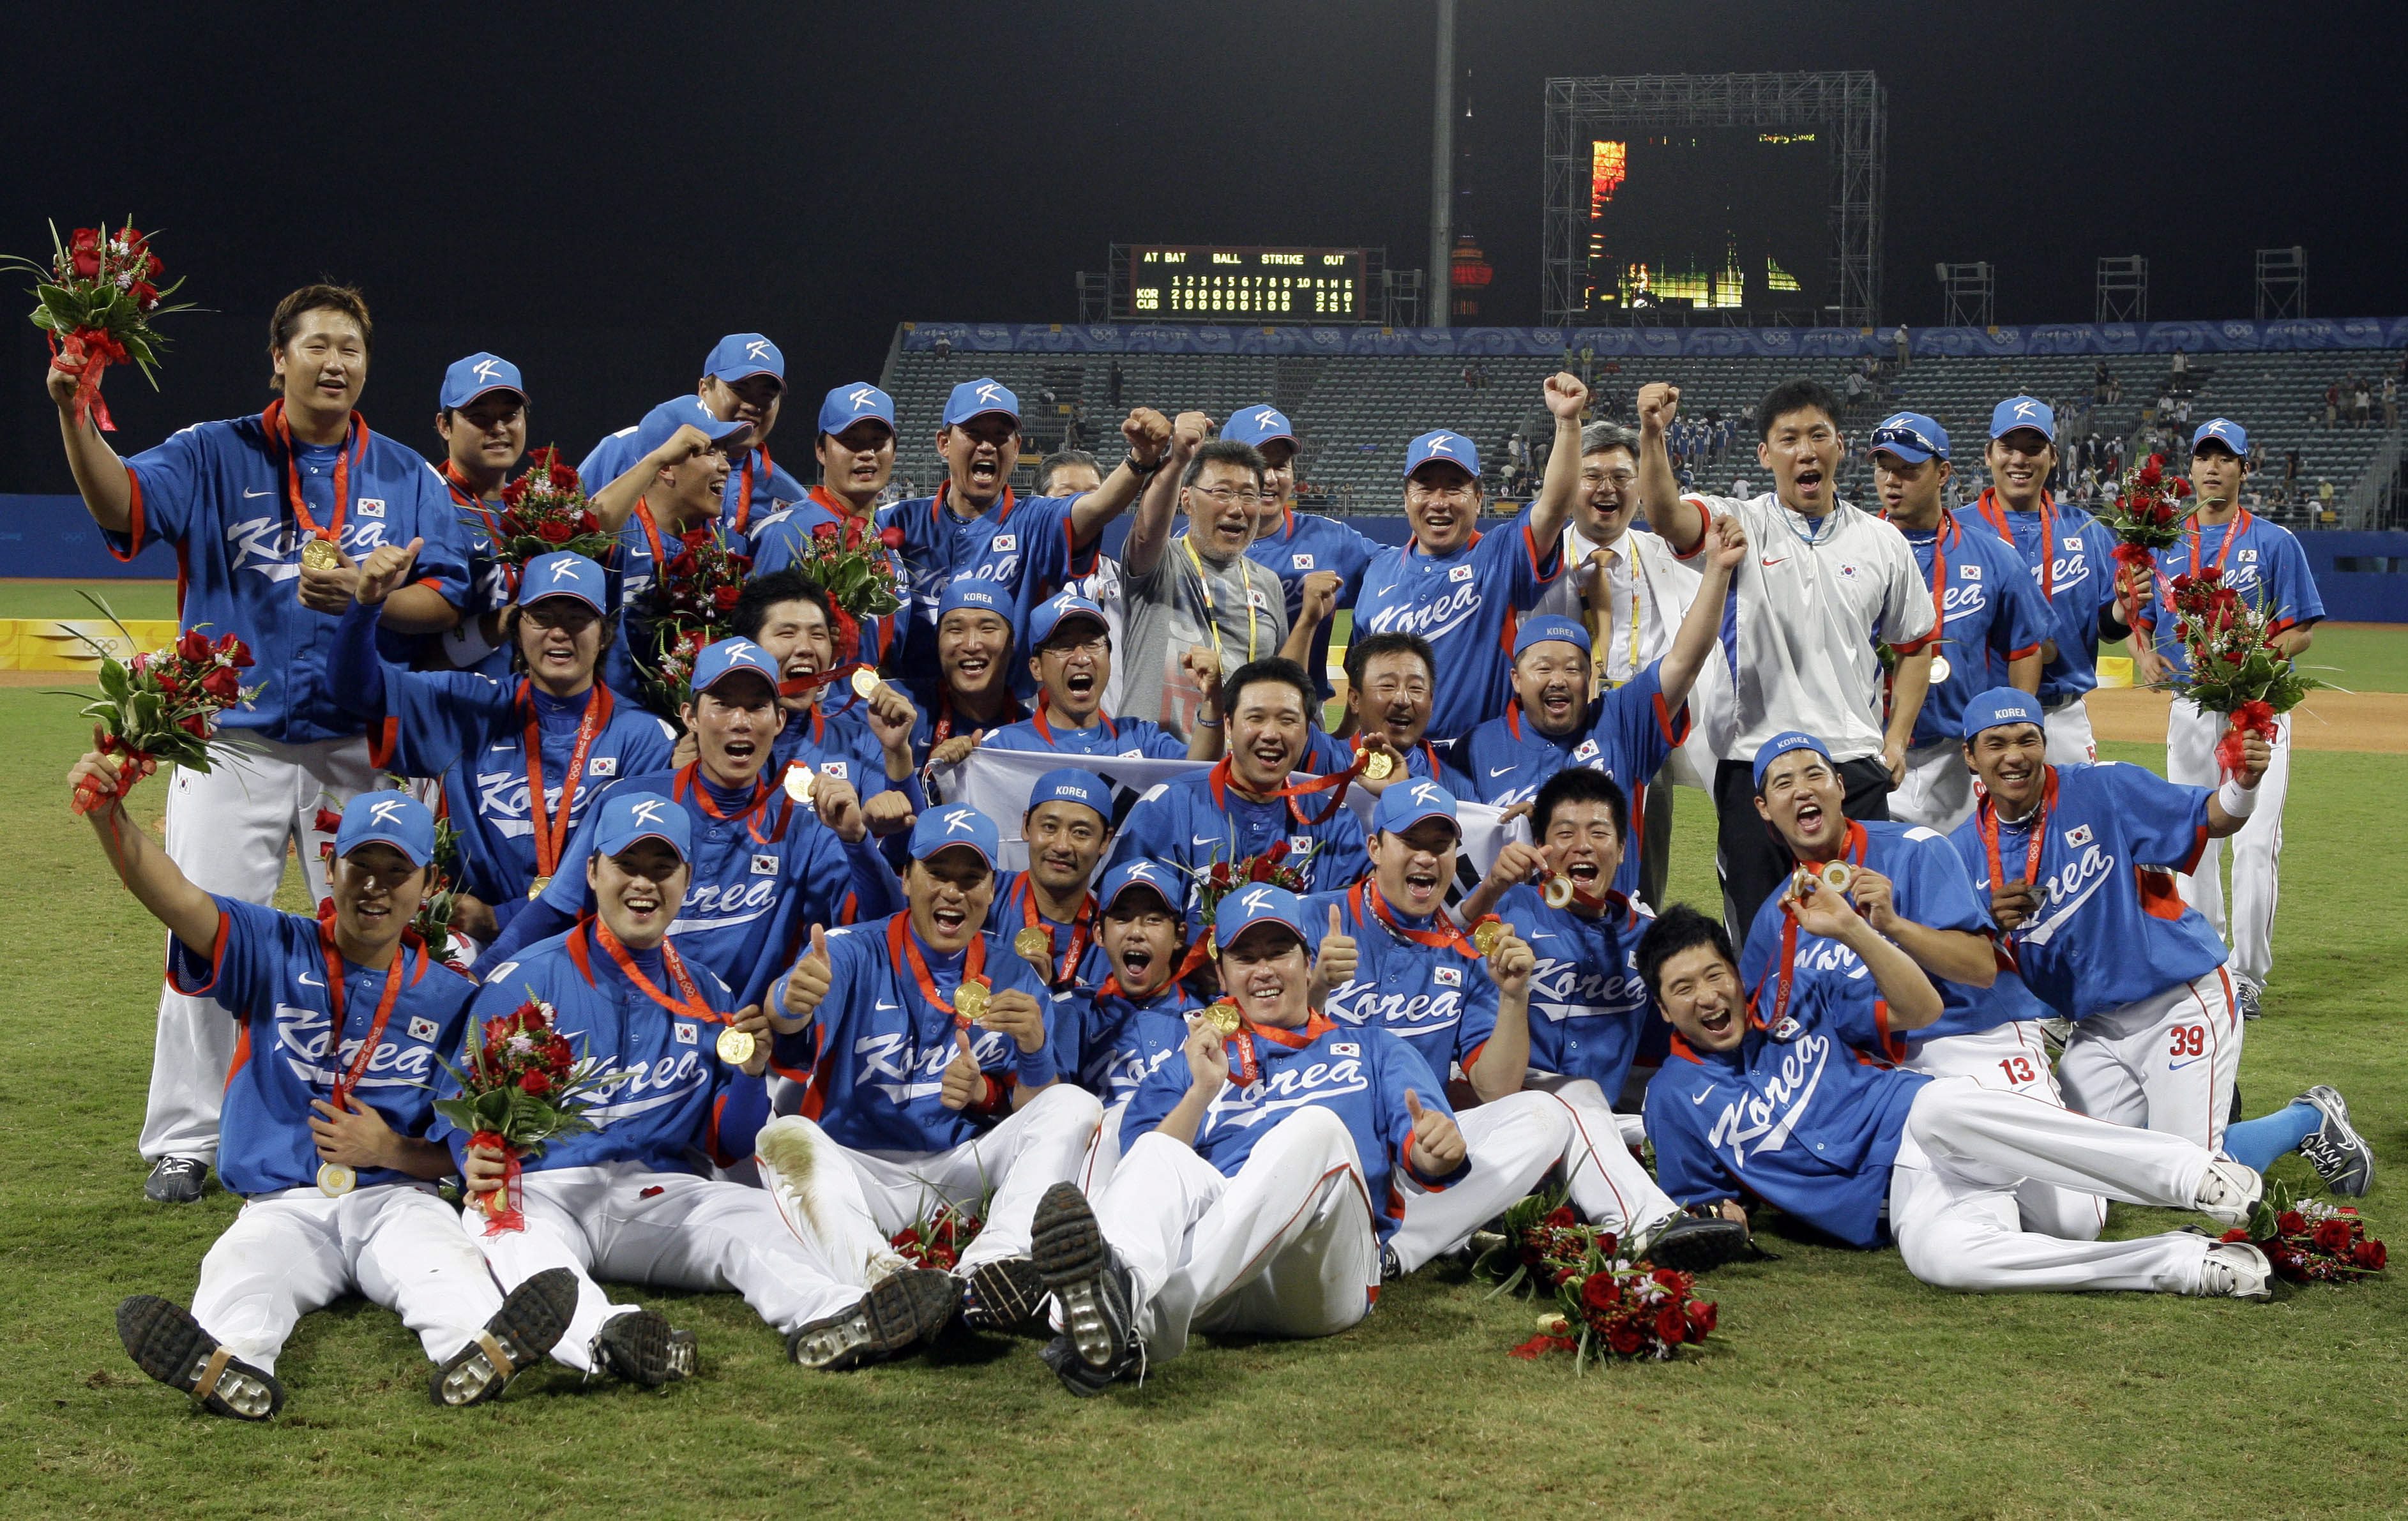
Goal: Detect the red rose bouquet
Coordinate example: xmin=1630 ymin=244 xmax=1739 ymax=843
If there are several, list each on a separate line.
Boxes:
xmin=2096 ymin=453 xmax=2195 ymax=580
xmin=482 ymin=446 xmax=614 ymax=565
xmin=6 ymin=219 xmax=193 ymax=431
xmin=61 ymin=609 xmax=261 ymax=816
xmin=2158 ymin=568 xmax=2322 ymax=776
xmin=636 ymin=526 xmax=752 ymax=715
xmin=1474 ymin=1192 xmax=1718 ymax=1367
xmin=780 ymin=515 xmax=907 ymax=665
xmin=434 ymin=996 xmax=615 ymax=1234
xmin=1472 ymin=1195 xmax=1618 ymax=1296
xmin=2223 ymin=1194 xmax=2386 ymax=1285
xmin=890 ymin=1201 xmax=983 ymax=1273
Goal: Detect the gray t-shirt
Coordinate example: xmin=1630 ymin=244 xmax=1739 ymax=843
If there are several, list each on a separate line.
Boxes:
xmin=1119 ymin=534 xmax=1291 ymax=737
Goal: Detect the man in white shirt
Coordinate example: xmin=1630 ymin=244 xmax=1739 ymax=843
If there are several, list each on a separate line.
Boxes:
xmin=1635 ymin=377 xmax=1936 ymax=946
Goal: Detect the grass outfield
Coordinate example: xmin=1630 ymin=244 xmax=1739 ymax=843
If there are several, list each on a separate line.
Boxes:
xmin=4 ymin=683 xmax=2405 ymax=1519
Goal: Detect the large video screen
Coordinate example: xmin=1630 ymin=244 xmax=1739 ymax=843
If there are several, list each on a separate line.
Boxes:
xmin=1582 ymin=129 xmax=1829 ymax=317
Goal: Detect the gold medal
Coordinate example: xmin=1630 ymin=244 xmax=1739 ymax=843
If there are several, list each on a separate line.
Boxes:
xmin=1013 ymin=927 xmax=1053 ymax=962
xmin=1816 ymin=861 xmax=1854 ymax=894
xmin=1363 ymin=750 xmax=1395 ymax=781
xmin=1202 ymin=1001 xmax=1242 ymax=1036
xmin=1928 ymin=655 xmax=1952 ymax=685
xmin=715 ymin=1025 xmax=756 ymax=1065
xmin=850 ymin=667 xmax=882 ymax=700
xmin=316 ymin=1162 xmax=356 ymax=1197
xmin=1543 ymin=875 xmax=1575 ymax=909
xmin=953 ymin=980 xmax=990 ymax=1023
xmin=1471 ymin=919 xmax=1506 ymax=957
xmin=783 ymin=764 xmax=816 ymax=804
xmin=527 ymin=874 xmax=552 ymax=900
xmin=300 ymin=536 xmax=343 ymax=571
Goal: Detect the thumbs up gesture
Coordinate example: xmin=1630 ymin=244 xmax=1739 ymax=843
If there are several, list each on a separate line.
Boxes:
xmin=775 ymin=924 xmax=834 ymax=1031
xmin=353 ymin=535 xmax=425 ymax=608
xmin=1308 ymin=904 xmax=1356 ymax=1002
xmin=939 ymin=1027 xmax=986 ymax=1111
xmin=1404 ymin=1088 xmax=1465 ymax=1176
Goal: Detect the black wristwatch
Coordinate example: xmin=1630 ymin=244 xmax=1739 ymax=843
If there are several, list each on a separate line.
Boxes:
xmin=1126 ymin=452 xmax=1168 ymax=480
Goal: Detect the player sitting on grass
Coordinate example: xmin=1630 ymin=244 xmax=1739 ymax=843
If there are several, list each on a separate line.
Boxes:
xmin=1639 ymin=900 xmax=2278 ymax=1298
xmin=1024 ymin=884 xmax=1468 ymax=1396
xmin=1074 ymin=859 xmax=1206 ymax=1190
xmin=757 ymin=805 xmax=1103 ymax=1366
xmin=1948 ymin=688 xmax=2372 ymax=1195
xmin=76 ymin=778 xmax=577 ymax=1417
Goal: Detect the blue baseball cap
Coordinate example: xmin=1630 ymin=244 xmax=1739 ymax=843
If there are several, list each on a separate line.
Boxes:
xmin=704 ymin=333 xmax=784 ymax=385
xmin=2192 ymin=418 xmax=2249 ymax=457
xmin=943 ymin=379 xmax=1021 ymax=428
xmin=818 ymin=382 xmax=896 ymax=437
xmin=335 ymin=791 xmax=436 ymax=869
xmin=1028 ymin=589 xmax=1109 ymax=647
xmin=909 ymin=803 xmax=1000 ymax=866
xmin=1988 ymin=397 xmax=2056 ymax=443
xmin=1371 ymin=778 xmax=1462 ymax=839
xmin=635 ymin=395 xmax=750 ymax=458
xmin=1512 ymin=614 xmax=1593 ymax=661
xmin=1026 ymin=768 xmax=1110 ymax=823
xmin=1960 ymin=686 xmax=2047 ymax=742
xmin=439 ymin=352 xmax=525 ymax=411
xmin=690 ymin=637 xmax=782 ymax=700
xmin=937 ymin=580 xmax=1011 ymax=624
xmin=1097 ymin=859 xmax=1185 ymax=924
xmin=593 ymin=791 xmax=692 ymax=861
xmin=1869 ymin=411 xmax=1950 ymax=465
xmin=1404 ymin=429 xmax=1480 ymax=480
xmin=1225 ymin=404 xmax=1296 ymax=451
xmin=1751 ymin=730 xmax=1835 ymax=792
xmin=1213 ymin=883 xmax=1308 ymax=950
xmin=516 ymin=550 xmax=609 ymax=612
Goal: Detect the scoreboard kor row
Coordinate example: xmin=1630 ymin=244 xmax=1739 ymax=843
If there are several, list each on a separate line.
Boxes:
xmin=1128 ymin=246 xmax=1368 ymax=321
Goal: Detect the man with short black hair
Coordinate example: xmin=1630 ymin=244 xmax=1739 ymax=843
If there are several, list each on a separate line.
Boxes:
xmin=746 ymin=382 xmax=905 ymax=668
xmin=1335 ymin=630 xmax=1475 ymax=796
xmin=430 ymin=352 xmax=531 ymax=677
xmin=577 ymin=334 xmax=805 ymax=538
xmin=1236 ymin=405 xmax=1383 ymax=706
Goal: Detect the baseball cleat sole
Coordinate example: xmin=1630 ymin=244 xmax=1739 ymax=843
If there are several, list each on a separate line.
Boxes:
xmin=430 ymin=1267 xmax=579 ymax=1407
xmin=962 ymin=1257 xmax=1049 ymax=1333
xmin=1640 ymin=1213 xmax=1756 ymax=1273
xmin=1031 ymin=1183 xmax=1135 ymax=1373
xmin=788 ymin=1268 xmax=962 ymax=1371
xmin=594 ymin=1308 xmax=694 ymax=1388
xmin=117 ymin=1295 xmax=284 ymax=1420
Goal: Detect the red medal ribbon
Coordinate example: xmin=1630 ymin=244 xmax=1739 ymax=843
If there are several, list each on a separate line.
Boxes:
xmin=1756 ymin=822 xmax=1872 ymax=1029
xmin=1354 ymin=879 xmax=1476 ymax=955
xmin=889 ymin=915 xmax=991 ymax=1029
xmin=521 ymin=681 xmax=614 ymax=880
xmin=634 ymin=499 xmax=667 ymax=577
xmin=590 ymin=916 xmax=716 ymax=1022
xmin=1976 ymin=487 xmax=2055 ymax=603
xmin=1207 ymin=753 xmax=1363 ymax=831
xmin=443 ymin=462 xmax=518 ymax=601
xmin=731 ymin=446 xmax=776 ymax=536
xmin=317 ymin=920 xmax=411 ymax=1110
xmin=2186 ymin=508 xmax=2252 ymax=582
xmin=673 ymin=762 xmax=792 ymax=845
xmin=1013 ymin=878 xmax=1095 ymax=988
xmin=263 ymin=400 xmax=368 ymax=551
xmin=1228 ymin=1008 xmax=1335 ymax=1088
xmin=1976 ymin=768 xmax=2058 ymax=918
xmin=1032 ymin=690 xmax=1115 ymax=746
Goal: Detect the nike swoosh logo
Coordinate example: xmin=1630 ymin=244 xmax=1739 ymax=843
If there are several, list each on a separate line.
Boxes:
xmin=298 ymin=972 xmax=323 ymax=987
xmin=1488 ymin=765 xmax=1513 ymax=778
xmin=1191 ymin=835 xmax=1220 ymax=847
xmin=243 ymin=488 xmax=272 ymax=499
xmin=2167 ymin=1057 xmax=2204 ymax=1071
xmin=1691 ymin=1085 xmax=1715 ymax=1104
xmin=1760 ymin=557 xmax=1788 ymax=568
xmin=489 ymin=743 xmax=515 ymax=753
xmin=875 ymin=1001 xmax=898 ymax=1011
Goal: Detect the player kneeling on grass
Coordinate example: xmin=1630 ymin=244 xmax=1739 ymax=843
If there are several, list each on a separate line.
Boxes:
xmin=1948 ymin=689 xmax=2372 ymax=1197
xmin=76 ymin=778 xmax=578 ymax=1417
xmin=1025 ymin=886 xmax=1468 ymax=1396
xmin=1639 ymin=900 xmax=2278 ymax=1298
xmin=1075 ymin=859 xmax=1206 ymax=1190
xmin=444 ymin=792 xmax=867 ymax=1388
xmin=756 ymin=805 xmax=1103 ymax=1369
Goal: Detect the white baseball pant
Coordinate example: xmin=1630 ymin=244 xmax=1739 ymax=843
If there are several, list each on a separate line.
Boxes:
xmin=2043 ymin=695 xmax=2098 ymax=766
xmin=1386 ymin=1085 xmax=1678 ymax=1273
xmin=1079 ymin=1099 xmax=1135 ymax=1193
xmin=465 ymin=1162 xmax=858 ymax=1373
xmin=1900 ymin=1022 xmax=2105 ymax=1241
xmin=751 ymin=1083 xmax=1103 ymax=1286
xmin=2056 ymin=970 xmax=2243 ymax=1153
xmin=191 ymin=1183 xmax=501 ymax=1373
xmin=2167 ymin=697 xmax=2291 ymax=989
xmin=1887 ymin=1078 xmax=2220 ymax=1294
xmin=1094 ymin=1109 xmax=1380 ymax=1361
xmin=141 ymin=736 xmax=375 ymax=1166
xmin=1893 ymin=739 xmax=1979 ymax=833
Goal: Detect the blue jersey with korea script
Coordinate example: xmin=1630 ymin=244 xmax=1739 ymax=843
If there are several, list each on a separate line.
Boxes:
xmin=1301 ymin=881 xmax=1501 ymax=1080
xmin=1644 ymin=960 xmax=1932 ymax=1249
xmin=1955 ymin=493 xmax=2119 ymax=706
xmin=1118 ymin=1015 xmax=1467 ymax=1241
xmin=598 ymin=504 xmax=752 ymax=703
xmin=1245 ymin=506 xmax=1384 ymax=701
xmin=1496 ymin=884 xmax=1654 ymax=1094
xmin=1898 ymin=517 xmax=2052 ymax=748
xmin=488 ymin=766 xmax=898 ymax=1008
xmin=983 ymin=709 xmax=1188 ymax=760
xmin=880 ymin=485 xmax=1097 ymax=695
xmin=2136 ymin=512 xmax=2326 ymax=682
xmin=767 ymin=914 xmax=1060 ymax=1154
xmin=1351 ymin=506 xmax=1564 ymax=742
xmin=327 ymin=602 xmax=674 ymax=923
xmin=436 ymin=922 xmax=766 ymax=1176
xmin=1946 ymin=763 xmax=2225 ymax=1021
xmin=1105 ymin=766 xmax=1370 ymax=907
xmin=1080 ymin=981 xmax=1202 ymax=1107
xmin=168 ymin=897 xmax=475 ymax=1197
xmin=107 ymin=414 xmax=472 ymax=743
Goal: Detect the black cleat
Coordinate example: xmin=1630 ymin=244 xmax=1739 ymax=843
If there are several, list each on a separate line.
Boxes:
xmin=1031 ymin=1183 xmax=1139 ymax=1388
xmin=430 ymin=1268 xmax=578 ymax=1407
xmin=788 ymin=1268 xmax=962 ymax=1370
xmin=2295 ymin=1086 xmax=2375 ymax=1198
xmin=1639 ymin=1211 xmax=1757 ymax=1273
xmin=117 ymin=1295 xmax=284 ymax=1420
xmin=961 ymin=1257 xmax=1048 ymax=1334
xmin=1040 ymin=1333 xmax=1131 ymax=1398
xmin=594 ymin=1308 xmax=695 ymax=1388
xmin=144 ymin=1156 xmax=208 ymax=1204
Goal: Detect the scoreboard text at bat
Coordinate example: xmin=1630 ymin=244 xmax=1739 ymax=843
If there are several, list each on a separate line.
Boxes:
xmin=1130 ymin=246 xmax=1367 ymax=320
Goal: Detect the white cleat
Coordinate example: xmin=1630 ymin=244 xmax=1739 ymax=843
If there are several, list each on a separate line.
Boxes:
xmin=2192 ymin=1155 xmax=2264 ymax=1228
xmin=2192 ymin=1240 xmax=2273 ymax=1300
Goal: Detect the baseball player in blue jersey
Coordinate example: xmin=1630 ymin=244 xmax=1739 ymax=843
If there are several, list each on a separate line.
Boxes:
xmin=759 ymin=805 xmax=1104 ymax=1362
xmin=1350 ymin=374 xmax=1587 ymax=741
xmin=912 ymin=582 xmax=1029 ymax=771
xmin=1014 ymin=885 xmax=1467 ymax=1395
xmin=577 ymin=334 xmax=805 ymax=539
xmin=49 ymin=283 xmax=474 ymax=1204
xmin=976 ymin=591 xmax=1216 ymax=761
xmin=1950 ymin=690 xmax=2370 ymax=1194
xmin=730 ymin=568 xmax=922 ymax=842
xmin=1073 ymin=859 xmax=1204 ymax=1189
xmin=488 ymin=639 xmax=897 ymax=1008
xmin=327 ymin=549 xmax=676 ymax=951
xmin=428 ymin=352 xmax=529 ymax=677
xmin=1868 ymin=413 xmax=2051 ymax=832
xmin=1107 ymin=658 xmax=1370 ymax=903
xmin=1746 ymin=730 xmax=2103 ymax=1239
xmin=1640 ymin=903 xmax=2278 ymax=1297
xmin=879 ymin=379 xmax=1167 ymax=693
xmin=1231 ymin=404 xmax=1384 ymax=704
xmin=585 ymin=395 xmax=755 ymax=704
xmin=1335 ymin=631 xmax=1478 ymax=796
xmin=986 ymin=769 xmax=1117 ymax=1010
xmin=1958 ymin=397 xmax=2128 ymax=766
xmin=2130 ymin=419 xmax=2326 ymax=1017
xmin=745 ymin=382 xmax=905 ymax=668
xmin=77 ymin=781 xmax=577 ymax=1416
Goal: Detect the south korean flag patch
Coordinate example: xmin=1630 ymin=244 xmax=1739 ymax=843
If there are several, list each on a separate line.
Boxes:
xmin=408 ymin=1017 xmax=440 ymax=1043
xmin=1571 ymin=738 xmax=1601 ymax=762
xmin=672 ymin=1023 xmax=698 ymax=1046
xmin=1434 ymin=966 xmax=1462 ymax=988
xmin=1292 ymin=553 xmax=1316 ymax=571
xmin=357 ymin=497 xmax=386 ymax=519
xmin=1768 ymin=1015 xmax=1803 ymax=1043
xmin=1331 ymin=1041 xmax=1361 ymax=1057
xmin=821 ymin=761 xmax=849 ymax=780
xmin=588 ymin=756 xmax=617 ymax=777
xmin=752 ymin=853 xmax=780 ymax=875
xmin=2064 ymin=823 xmax=2094 ymax=848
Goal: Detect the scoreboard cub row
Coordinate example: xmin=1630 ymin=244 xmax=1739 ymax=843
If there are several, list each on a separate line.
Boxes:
xmin=1124 ymin=245 xmax=1369 ymax=321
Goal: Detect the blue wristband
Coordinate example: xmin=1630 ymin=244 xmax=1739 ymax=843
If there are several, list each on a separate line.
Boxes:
xmin=1015 ymin=1043 xmax=1059 ymax=1087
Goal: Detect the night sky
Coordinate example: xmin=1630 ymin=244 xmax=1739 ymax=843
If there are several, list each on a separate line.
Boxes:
xmin=4 ymin=0 xmax=2402 ymax=489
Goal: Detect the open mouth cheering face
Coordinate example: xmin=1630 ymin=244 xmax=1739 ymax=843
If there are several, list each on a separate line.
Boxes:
xmin=909 ymin=847 xmax=996 ymax=955
xmin=1100 ymin=898 xmax=1183 ymax=999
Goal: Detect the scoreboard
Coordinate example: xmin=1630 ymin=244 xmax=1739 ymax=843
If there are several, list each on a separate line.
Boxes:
xmin=1126 ymin=246 xmax=1368 ymax=321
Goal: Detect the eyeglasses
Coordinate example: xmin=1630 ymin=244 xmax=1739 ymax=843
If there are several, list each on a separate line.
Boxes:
xmin=1188 ymin=485 xmax=1264 ymax=506
xmin=1581 ymin=469 xmax=1637 ymax=488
